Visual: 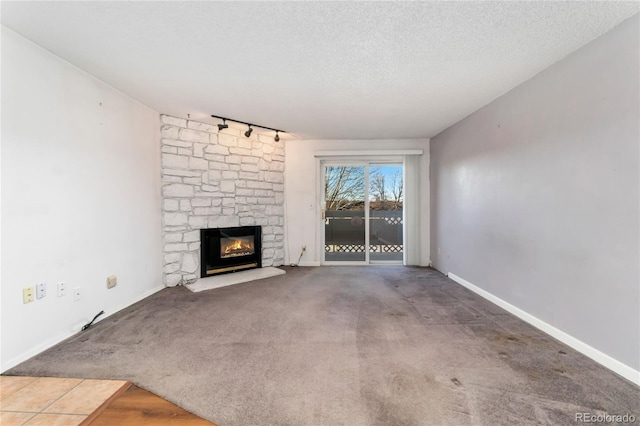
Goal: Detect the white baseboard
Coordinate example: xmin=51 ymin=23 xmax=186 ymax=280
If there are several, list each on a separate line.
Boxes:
xmin=1 ymin=285 xmax=165 ymax=373
xmin=448 ymin=272 xmax=640 ymax=386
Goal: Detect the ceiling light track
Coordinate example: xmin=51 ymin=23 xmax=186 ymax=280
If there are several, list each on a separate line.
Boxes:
xmin=210 ymin=114 xmax=285 ymax=141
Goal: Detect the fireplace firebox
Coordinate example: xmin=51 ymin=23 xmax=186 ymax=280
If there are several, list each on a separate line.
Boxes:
xmin=200 ymin=226 xmax=262 ymax=277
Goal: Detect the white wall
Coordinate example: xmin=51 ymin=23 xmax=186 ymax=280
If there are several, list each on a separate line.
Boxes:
xmin=1 ymin=27 xmax=163 ymax=371
xmin=284 ymin=139 xmax=430 ymax=266
xmin=430 ymin=15 xmax=639 ymax=381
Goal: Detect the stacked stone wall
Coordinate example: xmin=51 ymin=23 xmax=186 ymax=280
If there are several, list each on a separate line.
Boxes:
xmin=160 ymin=115 xmax=285 ymax=286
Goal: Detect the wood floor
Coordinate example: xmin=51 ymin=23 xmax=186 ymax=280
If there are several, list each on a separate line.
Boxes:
xmin=0 ymin=376 xmax=215 ymax=426
xmin=84 ymin=384 xmax=216 ymax=426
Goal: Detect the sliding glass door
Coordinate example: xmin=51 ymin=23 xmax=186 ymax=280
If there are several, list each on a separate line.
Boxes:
xmin=322 ymin=162 xmax=403 ymax=264
xmin=369 ymin=164 xmax=403 ymax=262
xmin=323 ymin=164 xmax=367 ymax=262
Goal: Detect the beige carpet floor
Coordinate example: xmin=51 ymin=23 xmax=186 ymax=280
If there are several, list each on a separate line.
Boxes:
xmin=6 ymin=266 xmax=639 ymax=425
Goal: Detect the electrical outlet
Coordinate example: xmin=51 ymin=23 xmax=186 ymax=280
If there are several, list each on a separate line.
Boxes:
xmin=57 ymin=282 xmax=66 ymax=297
xmin=23 ymin=287 xmax=35 ymax=304
xmin=36 ymin=283 xmax=47 ymax=299
xmin=73 ymin=287 xmax=82 ymax=301
xmin=106 ymin=275 xmax=117 ymax=289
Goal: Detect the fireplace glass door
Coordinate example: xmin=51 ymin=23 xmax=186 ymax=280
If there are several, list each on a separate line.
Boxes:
xmin=201 ymin=226 xmax=262 ymax=277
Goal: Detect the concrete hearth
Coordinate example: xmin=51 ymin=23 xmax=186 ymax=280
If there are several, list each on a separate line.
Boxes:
xmin=185 ymin=267 xmax=286 ymax=293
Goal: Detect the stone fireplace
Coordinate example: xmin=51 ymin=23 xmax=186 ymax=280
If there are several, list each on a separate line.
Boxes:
xmin=160 ymin=115 xmax=285 ymax=286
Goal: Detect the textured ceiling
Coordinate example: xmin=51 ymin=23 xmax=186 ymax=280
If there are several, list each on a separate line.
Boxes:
xmin=2 ymin=2 xmax=638 ymax=140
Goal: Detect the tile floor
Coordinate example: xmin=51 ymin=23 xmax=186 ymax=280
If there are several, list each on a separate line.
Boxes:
xmin=0 ymin=376 xmax=128 ymax=426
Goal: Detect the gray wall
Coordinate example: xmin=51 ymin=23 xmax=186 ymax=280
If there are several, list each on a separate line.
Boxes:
xmin=430 ymin=15 xmax=639 ymax=370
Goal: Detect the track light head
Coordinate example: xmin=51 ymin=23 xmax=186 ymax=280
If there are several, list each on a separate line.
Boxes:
xmin=210 ymin=114 xmax=285 ymax=140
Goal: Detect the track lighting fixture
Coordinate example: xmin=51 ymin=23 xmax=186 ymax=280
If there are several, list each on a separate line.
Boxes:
xmin=210 ymin=114 xmax=285 ymax=142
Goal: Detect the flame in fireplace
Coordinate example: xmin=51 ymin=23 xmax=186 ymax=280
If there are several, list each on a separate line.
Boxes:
xmin=226 ymin=239 xmax=250 ymax=253
xmin=221 ymin=237 xmax=254 ymax=258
